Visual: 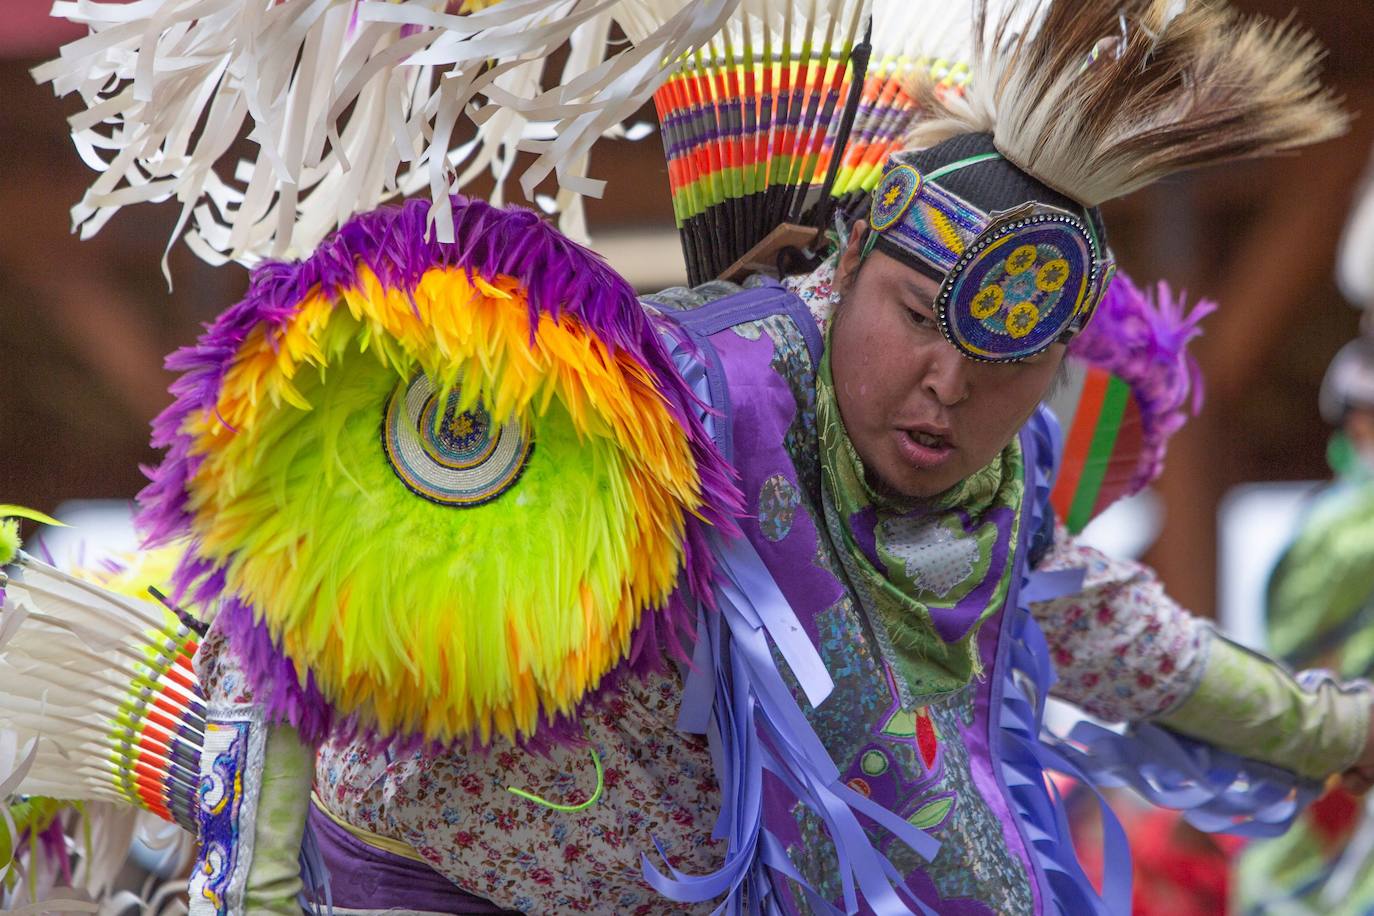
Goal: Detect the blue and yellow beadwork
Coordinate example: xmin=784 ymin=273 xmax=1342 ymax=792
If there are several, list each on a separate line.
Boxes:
xmin=937 ymin=211 xmax=1098 ymax=362
xmin=871 ymin=165 xmax=924 ymax=231
xmin=189 ymin=715 xmax=255 ymax=916
xmin=870 ymin=171 xmax=987 ymax=276
xmin=382 ymin=372 xmax=533 ymax=507
xmin=867 ymin=153 xmax=1112 ymax=363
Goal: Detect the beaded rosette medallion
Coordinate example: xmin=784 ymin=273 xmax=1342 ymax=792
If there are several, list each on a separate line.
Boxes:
xmin=870 ymin=161 xmax=1115 ymax=363
xmin=937 ymin=206 xmax=1112 ymax=362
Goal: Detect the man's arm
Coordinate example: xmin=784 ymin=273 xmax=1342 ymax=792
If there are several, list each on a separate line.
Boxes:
xmin=1031 ymin=526 xmax=1372 ymax=781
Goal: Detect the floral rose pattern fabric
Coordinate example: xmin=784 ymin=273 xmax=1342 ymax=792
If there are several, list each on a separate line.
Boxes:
xmin=315 ymin=669 xmax=725 ymax=914
xmin=1031 ymin=526 xmax=1210 ymax=722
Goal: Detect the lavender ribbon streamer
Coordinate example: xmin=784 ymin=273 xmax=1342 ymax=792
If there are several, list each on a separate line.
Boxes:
xmin=655 ymin=328 xmax=1310 ymax=915
xmin=297 ymin=817 xmax=334 ymax=916
xmin=1055 ymin=722 xmax=1320 ymax=838
xmin=998 ymin=411 xmax=1133 ymax=915
xmin=651 ymin=532 xmax=939 ymax=915
xmin=1003 ymin=408 xmax=1318 ymax=916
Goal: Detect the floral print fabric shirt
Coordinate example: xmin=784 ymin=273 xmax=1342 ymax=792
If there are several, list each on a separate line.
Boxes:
xmin=1033 ymin=525 xmax=1210 ymax=721
xmin=313 ymin=670 xmax=726 ymax=914
xmin=304 ymin=528 xmax=1213 ymax=913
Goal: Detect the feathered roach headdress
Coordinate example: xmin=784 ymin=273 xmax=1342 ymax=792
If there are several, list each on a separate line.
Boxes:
xmin=858 ymin=0 xmax=1346 ymax=366
xmin=907 ymin=0 xmax=1346 ymax=206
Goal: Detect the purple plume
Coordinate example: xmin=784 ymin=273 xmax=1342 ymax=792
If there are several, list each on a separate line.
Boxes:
xmin=1068 ymin=271 xmax=1217 ymax=493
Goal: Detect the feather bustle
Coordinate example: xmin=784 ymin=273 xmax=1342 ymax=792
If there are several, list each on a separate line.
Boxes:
xmin=140 ymin=196 xmax=744 ymax=750
xmin=0 ymin=550 xmax=199 ymax=902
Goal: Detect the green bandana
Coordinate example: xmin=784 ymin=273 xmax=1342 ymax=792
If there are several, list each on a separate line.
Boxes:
xmin=816 ymin=340 xmax=1025 ymax=701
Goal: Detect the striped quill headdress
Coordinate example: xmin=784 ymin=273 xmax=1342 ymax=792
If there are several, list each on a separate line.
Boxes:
xmin=0 ymin=550 xmax=204 ymax=835
xmin=0 ymin=519 xmax=201 ymax=906
xmin=641 ymin=1 xmax=983 ymax=283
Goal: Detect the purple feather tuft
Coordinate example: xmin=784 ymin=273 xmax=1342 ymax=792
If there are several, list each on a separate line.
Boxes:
xmin=138 ymin=196 xmax=744 ymax=750
xmin=1068 ymin=271 xmax=1217 ymax=493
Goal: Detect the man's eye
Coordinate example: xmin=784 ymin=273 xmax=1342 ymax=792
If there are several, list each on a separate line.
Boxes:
xmin=906 ymin=307 xmax=937 ymax=330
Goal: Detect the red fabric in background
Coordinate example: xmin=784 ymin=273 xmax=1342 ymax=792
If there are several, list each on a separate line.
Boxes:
xmin=1309 ymin=785 xmax=1360 ymax=848
xmin=1068 ymin=787 xmax=1244 ymax=916
xmin=1129 ymin=809 xmax=1244 ymax=916
xmin=0 ymin=0 xmax=83 ymax=60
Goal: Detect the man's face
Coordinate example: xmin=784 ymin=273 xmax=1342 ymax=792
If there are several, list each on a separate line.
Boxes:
xmin=829 ymin=224 xmax=1066 ymax=499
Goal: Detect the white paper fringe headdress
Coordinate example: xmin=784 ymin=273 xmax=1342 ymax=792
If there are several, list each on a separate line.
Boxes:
xmin=34 ymin=0 xmax=748 ymax=273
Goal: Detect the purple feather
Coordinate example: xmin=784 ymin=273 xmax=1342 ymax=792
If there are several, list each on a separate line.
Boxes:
xmin=139 ymin=196 xmax=744 ymax=749
xmin=1068 ymin=271 xmax=1217 ymax=493
xmin=39 ymin=817 xmax=72 ymax=886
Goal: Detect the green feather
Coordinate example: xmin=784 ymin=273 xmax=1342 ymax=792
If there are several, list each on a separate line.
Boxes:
xmin=0 ymin=519 xmax=18 ymax=566
xmin=209 ymin=319 xmax=666 ymax=738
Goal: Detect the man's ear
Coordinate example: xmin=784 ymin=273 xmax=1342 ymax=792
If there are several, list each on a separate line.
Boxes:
xmin=838 ymin=219 xmax=869 ymax=291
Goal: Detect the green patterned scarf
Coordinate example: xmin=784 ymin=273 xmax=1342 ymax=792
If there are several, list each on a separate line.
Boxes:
xmin=816 ymin=343 xmax=1025 ymax=701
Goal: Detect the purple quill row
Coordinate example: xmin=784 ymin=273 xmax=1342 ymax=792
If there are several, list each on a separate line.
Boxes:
xmin=137 ymin=196 xmax=743 ymax=748
xmin=1068 ymin=272 xmax=1217 ymax=492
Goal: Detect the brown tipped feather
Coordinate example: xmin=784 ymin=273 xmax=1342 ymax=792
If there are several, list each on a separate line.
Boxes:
xmin=906 ymin=0 xmax=1348 ymax=207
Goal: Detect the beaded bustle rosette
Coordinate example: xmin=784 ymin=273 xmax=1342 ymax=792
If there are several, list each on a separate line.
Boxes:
xmin=138 ymin=197 xmax=742 ymax=748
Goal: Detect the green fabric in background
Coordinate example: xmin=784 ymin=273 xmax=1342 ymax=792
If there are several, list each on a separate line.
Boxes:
xmin=1266 ymin=463 xmax=1374 ymax=679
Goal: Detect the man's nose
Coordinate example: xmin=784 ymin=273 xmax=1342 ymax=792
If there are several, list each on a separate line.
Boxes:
xmin=923 ymin=347 xmax=971 ymax=407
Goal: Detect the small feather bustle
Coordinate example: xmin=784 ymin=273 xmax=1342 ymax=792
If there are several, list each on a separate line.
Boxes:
xmin=1067 ymin=272 xmax=1216 ymax=493
xmin=906 ymin=0 xmax=1348 ymax=207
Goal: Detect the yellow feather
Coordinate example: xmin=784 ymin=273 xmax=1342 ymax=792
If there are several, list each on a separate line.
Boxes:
xmin=182 ymin=265 xmax=703 ymax=743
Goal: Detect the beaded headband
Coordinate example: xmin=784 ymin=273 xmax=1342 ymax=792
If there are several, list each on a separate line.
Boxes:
xmin=865 ymin=153 xmax=1115 ymax=363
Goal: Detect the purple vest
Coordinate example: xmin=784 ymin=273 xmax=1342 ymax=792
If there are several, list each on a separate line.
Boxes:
xmin=657 ymin=280 xmax=1085 ymax=914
